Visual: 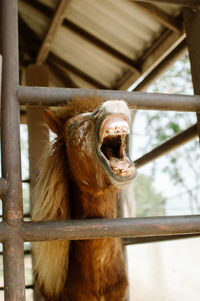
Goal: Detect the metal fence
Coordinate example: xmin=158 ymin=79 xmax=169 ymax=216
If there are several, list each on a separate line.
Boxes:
xmin=0 ymin=0 xmax=200 ymax=300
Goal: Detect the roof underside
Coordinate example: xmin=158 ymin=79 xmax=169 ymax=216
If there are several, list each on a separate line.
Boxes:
xmin=18 ymin=0 xmax=191 ymax=91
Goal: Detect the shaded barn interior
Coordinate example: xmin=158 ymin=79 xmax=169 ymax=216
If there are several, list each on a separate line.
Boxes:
xmin=19 ymin=0 xmax=186 ymax=91
xmin=0 ymin=0 xmax=200 ymax=300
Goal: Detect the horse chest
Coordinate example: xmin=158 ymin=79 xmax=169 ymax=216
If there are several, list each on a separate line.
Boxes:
xmin=67 ymin=239 xmax=122 ymax=294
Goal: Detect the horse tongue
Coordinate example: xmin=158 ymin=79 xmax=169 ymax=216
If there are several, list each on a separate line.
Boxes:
xmin=109 ymin=157 xmax=129 ymax=174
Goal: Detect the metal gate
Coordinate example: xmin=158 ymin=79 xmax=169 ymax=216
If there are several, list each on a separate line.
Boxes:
xmin=0 ymin=0 xmax=200 ymax=300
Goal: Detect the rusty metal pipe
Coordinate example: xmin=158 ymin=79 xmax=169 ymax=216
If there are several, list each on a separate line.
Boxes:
xmin=0 ymin=0 xmax=23 ymax=225
xmin=1 ymin=218 xmax=200 ymax=243
xmin=2 ymin=215 xmax=196 ymax=242
xmin=123 ymin=233 xmax=200 ymax=245
xmin=0 ymin=0 xmax=25 ymax=299
xmin=3 ymin=237 xmax=25 ymax=299
xmin=17 ymin=86 xmax=200 ymax=112
xmin=135 ymin=123 xmax=198 ymax=167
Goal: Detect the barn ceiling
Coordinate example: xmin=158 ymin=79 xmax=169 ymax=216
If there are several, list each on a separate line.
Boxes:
xmin=18 ymin=0 xmax=192 ymax=91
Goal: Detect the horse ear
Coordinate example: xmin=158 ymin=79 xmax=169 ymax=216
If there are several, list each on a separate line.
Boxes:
xmin=44 ymin=109 xmax=63 ymax=134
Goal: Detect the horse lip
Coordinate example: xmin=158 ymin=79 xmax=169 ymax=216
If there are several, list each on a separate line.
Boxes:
xmin=96 ymin=114 xmax=136 ymax=184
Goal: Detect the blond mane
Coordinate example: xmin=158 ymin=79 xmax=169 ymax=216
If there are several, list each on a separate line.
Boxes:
xmin=53 ymin=96 xmax=104 ymax=120
xmin=32 ymin=96 xmax=104 ymax=297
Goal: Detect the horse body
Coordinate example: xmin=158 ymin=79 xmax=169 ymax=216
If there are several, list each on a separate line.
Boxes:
xmin=32 ymin=98 xmax=136 ymax=301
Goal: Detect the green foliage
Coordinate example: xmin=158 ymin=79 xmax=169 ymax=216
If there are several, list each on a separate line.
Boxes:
xmin=134 ymin=53 xmax=199 ymax=214
xmin=135 ymin=174 xmax=166 ymax=217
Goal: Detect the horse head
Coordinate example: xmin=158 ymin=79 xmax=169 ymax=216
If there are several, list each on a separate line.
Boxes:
xmin=44 ymin=100 xmax=136 ymax=191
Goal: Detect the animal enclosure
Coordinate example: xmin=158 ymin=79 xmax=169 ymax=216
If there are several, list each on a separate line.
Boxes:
xmin=0 ymin=0 xmax=200 ymax=300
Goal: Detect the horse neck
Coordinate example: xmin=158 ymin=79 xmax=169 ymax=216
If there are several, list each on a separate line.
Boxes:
xmin=70 ymin=183 xmax=119 ymax=219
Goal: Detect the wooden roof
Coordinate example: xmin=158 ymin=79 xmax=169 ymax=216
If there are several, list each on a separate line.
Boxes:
xmin=18 ymin=0 xmax=197 ymax=91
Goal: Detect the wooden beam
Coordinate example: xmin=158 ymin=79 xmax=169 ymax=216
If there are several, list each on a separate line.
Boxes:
xmin=36 ymin=0 xmax=71 ymax=65
xmin=19 ymin=16 xmax=105 ymax=89
xmin=134 ymin=0 xmax=200 ymax=8
xmin=115 ymin=29 xmax=185 ymax=90
xmin=22 ymin=0 xmax=140 ymax=74
xmin=133 ymin=39 xmax=186 ymax=91
xmin=133 ymin=2 xmax=182 ymax=32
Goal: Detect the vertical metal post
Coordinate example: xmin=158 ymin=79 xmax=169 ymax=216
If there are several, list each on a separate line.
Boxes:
xmin=183 ymin=7 xmax=200 ymax=140
xmin=0 ymin=55 xmax=2 ymax=97
xmin=0 ymin=0 xmax=25 ymax=300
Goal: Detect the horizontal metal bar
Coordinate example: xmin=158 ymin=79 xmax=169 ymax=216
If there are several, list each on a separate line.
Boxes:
xmin=135 ymin=123 xmax=198 ymax=167
xmin=1 ymin=216 xmax=200 ymax=242
xmin=22 ymin=179 xmax=30 ymax=183
xmin=0 ymin=214 xmax=30 ymax=219
xmin=0 ymin=285 xmax=33 ymax=291
xmin=18 ymin=86 xmax=200 ymax=112
xmin=0 ymin=215 xmax=195 ymax=242
xmin=0 ymin=226 xmax=198 ymax=246
xmin=123 ymin=233 xmax=200 ymax=245
xmin=134 ymin=0 xmax=200 ymax=8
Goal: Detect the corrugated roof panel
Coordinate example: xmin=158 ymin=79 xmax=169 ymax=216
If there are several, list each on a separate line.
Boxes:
xmin=66 ymin=0 xmax=165 ymax=60
xmin=67 ymin=0 xmax=143 ymax=59
xmin=59 ymin=69 xmax=100 ymax=89
xmin=19 ymin=1 xmax=49 ymax=39
xmin=103 ymin=0 xmax=163 ymax=31
xmin=51 ymin=26 xmax=127 ymax=87
xmin=19 ymin=0 xmax=183 ymax=89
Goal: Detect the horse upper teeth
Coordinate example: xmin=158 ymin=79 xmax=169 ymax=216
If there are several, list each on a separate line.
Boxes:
xmin=103 ymin=120 xmax=130 ymax=139
xmin=122 ymin=126 xmax=129 ymax=134
xmin=109 ymin=128 xmax=115 ymax=135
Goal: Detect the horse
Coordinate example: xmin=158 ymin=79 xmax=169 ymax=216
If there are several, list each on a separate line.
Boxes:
xmin=32 ymin=97 xmax=136 ymax=301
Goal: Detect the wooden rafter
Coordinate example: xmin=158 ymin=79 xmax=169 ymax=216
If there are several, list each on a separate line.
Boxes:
xmin=36 ymin=0 xmax=71 ymax=65
xmin=19 ymin=0 xmax=187 ymax=93
xmin=19 ymin=15 xmax=104 ymax=89
xmin=133 ymin=39 xmax=186 ymax=91
xmin=133 ymin=1 xmax=182 ymax=32
xmin=115 ymin=29 xmax=185 ymax=90
xmin=22 ymin=0 xmax=141 ymax=74
xmin=134 ymin=0 xmax=200 ymax=8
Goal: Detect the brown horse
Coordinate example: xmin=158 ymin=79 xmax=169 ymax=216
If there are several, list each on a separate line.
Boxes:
xmin=32 ymin=97 xmax=136 ymax=301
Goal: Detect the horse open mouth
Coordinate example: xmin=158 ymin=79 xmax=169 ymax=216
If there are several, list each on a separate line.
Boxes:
xmin=98 ymin=114 xmax=136 ymax=184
